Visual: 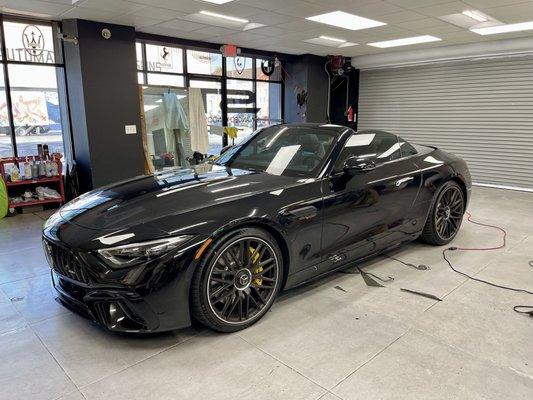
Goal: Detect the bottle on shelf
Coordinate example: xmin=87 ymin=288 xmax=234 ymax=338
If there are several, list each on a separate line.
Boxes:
xmin=24 ymin=157 xmax=32 ymax=180
xmin=31 ymin=157 xmax=38 ymax=179
xmin=45 ymin=156 xmax=53 ymax=177
xmin=51 ymin=155 xmax=59 ymax=176
xmin=38 ymin=157 xmax=46 ymax=177
xmin=10 ymin=164 xmax=20 ymax=182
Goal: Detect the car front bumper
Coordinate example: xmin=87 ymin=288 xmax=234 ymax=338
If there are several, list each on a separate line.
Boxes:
xmin=45 ymin=236 xmax=203 ymax=333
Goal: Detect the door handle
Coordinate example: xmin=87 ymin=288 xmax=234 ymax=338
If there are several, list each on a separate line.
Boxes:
xmin=281 ymin=205 xmax=318 ymax=221
xmin=395 ymin=176 xmax=414 ymax=187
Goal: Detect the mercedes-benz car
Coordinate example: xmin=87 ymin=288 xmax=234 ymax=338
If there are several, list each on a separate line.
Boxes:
xmin=42 ymin=123 xmax=471 ymax=333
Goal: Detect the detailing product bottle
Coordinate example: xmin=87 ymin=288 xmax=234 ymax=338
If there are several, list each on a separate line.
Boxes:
xmin=31 ymin=157 xmax=38 ymax=179
xmin=10 ymin=164 xmax=20 ymax=182
xmin=38 ymin=158 xmax=46 ymax=177
xmin=24 ymin=157 xmax=32 ymax=180
xmin=43 ymin=144 xmax=49 ymax=158
xmin=51 ymin=156 xmax=59 ymax=176
xmin=45 ymin=157 xmax=52 ymax=177
xmin=37 ymin=144 xmax=43 ymax=158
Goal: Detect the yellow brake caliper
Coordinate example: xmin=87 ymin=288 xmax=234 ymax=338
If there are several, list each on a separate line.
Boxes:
xmin=249 ymin=246 xmax=263 ymax=286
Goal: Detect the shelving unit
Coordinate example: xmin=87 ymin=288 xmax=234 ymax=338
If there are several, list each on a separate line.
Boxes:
xmin=0 ymin=156 xmax=65 ymax=209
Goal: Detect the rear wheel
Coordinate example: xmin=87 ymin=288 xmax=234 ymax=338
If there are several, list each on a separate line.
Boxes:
xmin=420 ymin=181 xmax=465 ymax=246
xmin=191 ymin=227 xmax=283 ymax=332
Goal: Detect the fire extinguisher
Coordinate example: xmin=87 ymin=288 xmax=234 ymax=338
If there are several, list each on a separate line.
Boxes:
xmin=346 ymin=105 xmax=354 ymax=122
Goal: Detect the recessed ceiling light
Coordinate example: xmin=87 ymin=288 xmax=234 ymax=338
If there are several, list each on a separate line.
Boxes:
xmin=319 ymin=35 xmax=346 ymax=43
xmin=306 ymin=11 xmax=386 ymax=31
xmin=304 ymin=37 xmax=358 ymax=48
xmin=243 ymin=22 xmax=266 ymax=31
xmin=368 ymin=35 xmax=441 ymax=48
xmin=462 ymin=10 xmax=487 ymax=22
xmin=200 ymin=0 xmax=235 ymax=4
xmin=470 ymin=20 xmax=533 ymax=35
xmin=199 ymin=10 xmax=248 ymax=24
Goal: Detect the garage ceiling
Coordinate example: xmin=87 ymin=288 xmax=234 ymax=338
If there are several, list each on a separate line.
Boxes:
xmin=2 ymin=0 xmax=533 ymax=55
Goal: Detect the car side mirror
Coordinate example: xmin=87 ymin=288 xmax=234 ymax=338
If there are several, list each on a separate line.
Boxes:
xmin=343 ymin=157 xmax=376 ymax=175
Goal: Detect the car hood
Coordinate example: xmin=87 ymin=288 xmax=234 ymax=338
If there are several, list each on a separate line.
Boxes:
xmin=54 ymin=164 xmax=298 ymax=232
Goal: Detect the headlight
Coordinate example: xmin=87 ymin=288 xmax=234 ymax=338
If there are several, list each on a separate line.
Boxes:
xmin=96 ymin=236 xmax=193 ymax=269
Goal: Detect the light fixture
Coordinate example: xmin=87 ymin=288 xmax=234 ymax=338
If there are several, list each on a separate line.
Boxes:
xmin=200 ymin=0 xmax=234 ymax=4
xmin=319 ymin=35 xmax=346 ymax=43
xmin=199 ymin=10 xmax=248 ymax=24
xmin=462 ymin=10 xmax=487 ymax=22
xmin=304 ymin=37 xmax=358 ymax=48
xmin=368 ymin=35 xmax=441 ymax=48
xmin=470 ymin=20 xmax=533 ymax=35
xmin=306 ymin=11 xmax=386 ymax=31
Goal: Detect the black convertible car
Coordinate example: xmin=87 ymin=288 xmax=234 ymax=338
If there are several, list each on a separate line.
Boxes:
xmin=43 ymin=124 xmax=471 ymax=333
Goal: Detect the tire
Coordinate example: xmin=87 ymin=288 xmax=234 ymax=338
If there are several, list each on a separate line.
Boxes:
xmin=420 ymin=181 xmax=465 ymax=246
xmin=191 ymin=227 xmax=283 ymax=332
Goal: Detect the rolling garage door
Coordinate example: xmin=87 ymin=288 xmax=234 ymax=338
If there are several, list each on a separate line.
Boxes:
xmin=357 ymin=57 xmax=533 ymax=191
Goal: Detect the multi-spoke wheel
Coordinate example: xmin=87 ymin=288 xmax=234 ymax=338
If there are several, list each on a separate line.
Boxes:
xmin=420 ymin=181 xmax=465 ymax=245
xmin=191 ymin=227 xmax=282 ymax=332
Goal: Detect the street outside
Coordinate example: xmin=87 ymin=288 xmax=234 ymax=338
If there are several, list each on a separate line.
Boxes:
xmin=0 ymin=131 xmax=64 ymax=158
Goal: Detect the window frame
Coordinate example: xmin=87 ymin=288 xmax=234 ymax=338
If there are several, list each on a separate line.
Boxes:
xmin=136 ymin=39 xmax=284 ymax=148
xmin=0 ymin=14 xmax=71 ymax=160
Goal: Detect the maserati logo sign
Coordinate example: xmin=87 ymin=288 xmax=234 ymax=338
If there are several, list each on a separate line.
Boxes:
xmin=23 ymin=25 xmax=44 ymax=56
xmin=6 ymin=24 xmax=55 ymax=63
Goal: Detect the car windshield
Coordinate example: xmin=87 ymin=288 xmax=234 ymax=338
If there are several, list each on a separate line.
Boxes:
xmin=217 ymin=126 xmax=339 ymax=177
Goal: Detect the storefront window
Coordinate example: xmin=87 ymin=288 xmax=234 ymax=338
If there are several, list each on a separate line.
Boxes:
xmin=227 ymin=79 xmax=255 ymax=140
xmin=136 ymin=42 xmax=143 ymax=70
xmin=226 ymin=56 xmax=253 ymax=79
xmin=186 ymin=50 xmax=222 ymax=76
xmin=136 ymin=42 xmax=284 ymax=151
xmin=256 ymin=59 xmax=281 ymax=81
xmin=8 ymin=64 xmax=65 ymax=157
xmin=146 ymin=44 xmax=183 ymax=73
xmin=189 ymin=79 xmax=223 ymax=156
xmin=0 ymin=18 xmax=69 ymax=161
xmin=0 ymin=69 xmax=12 ymax=158
xmin=256 ymin=81 xmax=282 ymax=128
xmin=147 ymin=73 xmax=184 ymax=87
xmin=3 ymin=21 xmax=57 ymax=64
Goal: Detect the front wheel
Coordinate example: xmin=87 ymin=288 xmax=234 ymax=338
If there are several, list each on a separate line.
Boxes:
xmin=420 ymin=181 xmax=465 ymax=246
xmin=191 ymin=227 xmax=283 ymax=332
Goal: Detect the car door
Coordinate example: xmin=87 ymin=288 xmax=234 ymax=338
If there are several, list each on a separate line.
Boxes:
xmin=320 ymin=130 xmax=422 ymax=269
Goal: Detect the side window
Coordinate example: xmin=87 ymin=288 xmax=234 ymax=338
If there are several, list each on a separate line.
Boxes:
xmin=333 ymin=131 xmax=402 ymax=171
xmin=399 ymin=137 xmax=418 ymax=157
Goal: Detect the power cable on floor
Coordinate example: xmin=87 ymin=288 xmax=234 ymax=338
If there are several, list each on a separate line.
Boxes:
xmin=442 ymin=212 xmax=533 ymax=316
xmin=383 ymin=254 xmax=429 ymax=270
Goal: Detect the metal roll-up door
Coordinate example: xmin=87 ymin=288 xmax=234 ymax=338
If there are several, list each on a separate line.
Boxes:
xmin=357 ymin=57 xmax=533 ymax=191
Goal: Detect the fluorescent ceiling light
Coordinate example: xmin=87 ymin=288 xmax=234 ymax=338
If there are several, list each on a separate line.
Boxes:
xmin=368 ymin=35 xmax=441 ymax=48
xmin=462 ymin=10 xmax=487 ymax=22
xmin=306 ymin=11 xmax=386 ymax=31
xmin=200 ymin=0 xmax=234 ymax=4
xmin=243 ymin=22 xmax=266 ymax=31
xmin=199 ymin=10 xmax=248 ymax=24
xmin=304 ymin=37 xmax=358 ymax=48
xmin=319 ymin=35 xmax=346 ymax=43
xmin=471 ymin=20 xmax=533 ymax=35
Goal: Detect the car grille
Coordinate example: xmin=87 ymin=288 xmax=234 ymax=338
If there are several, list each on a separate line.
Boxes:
xmin=44 ymin=240 xmax=90 ymax=284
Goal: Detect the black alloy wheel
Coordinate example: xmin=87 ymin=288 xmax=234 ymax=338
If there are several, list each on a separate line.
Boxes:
xmin=420 ymin=181 xmax=465 ymax=245
xmin=191 ymin=227 xmax=282 ymax=332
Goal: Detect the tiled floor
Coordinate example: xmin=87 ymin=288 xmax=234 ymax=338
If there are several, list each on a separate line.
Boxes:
xmin=0 ymin=186 xmax=532 ymax=400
